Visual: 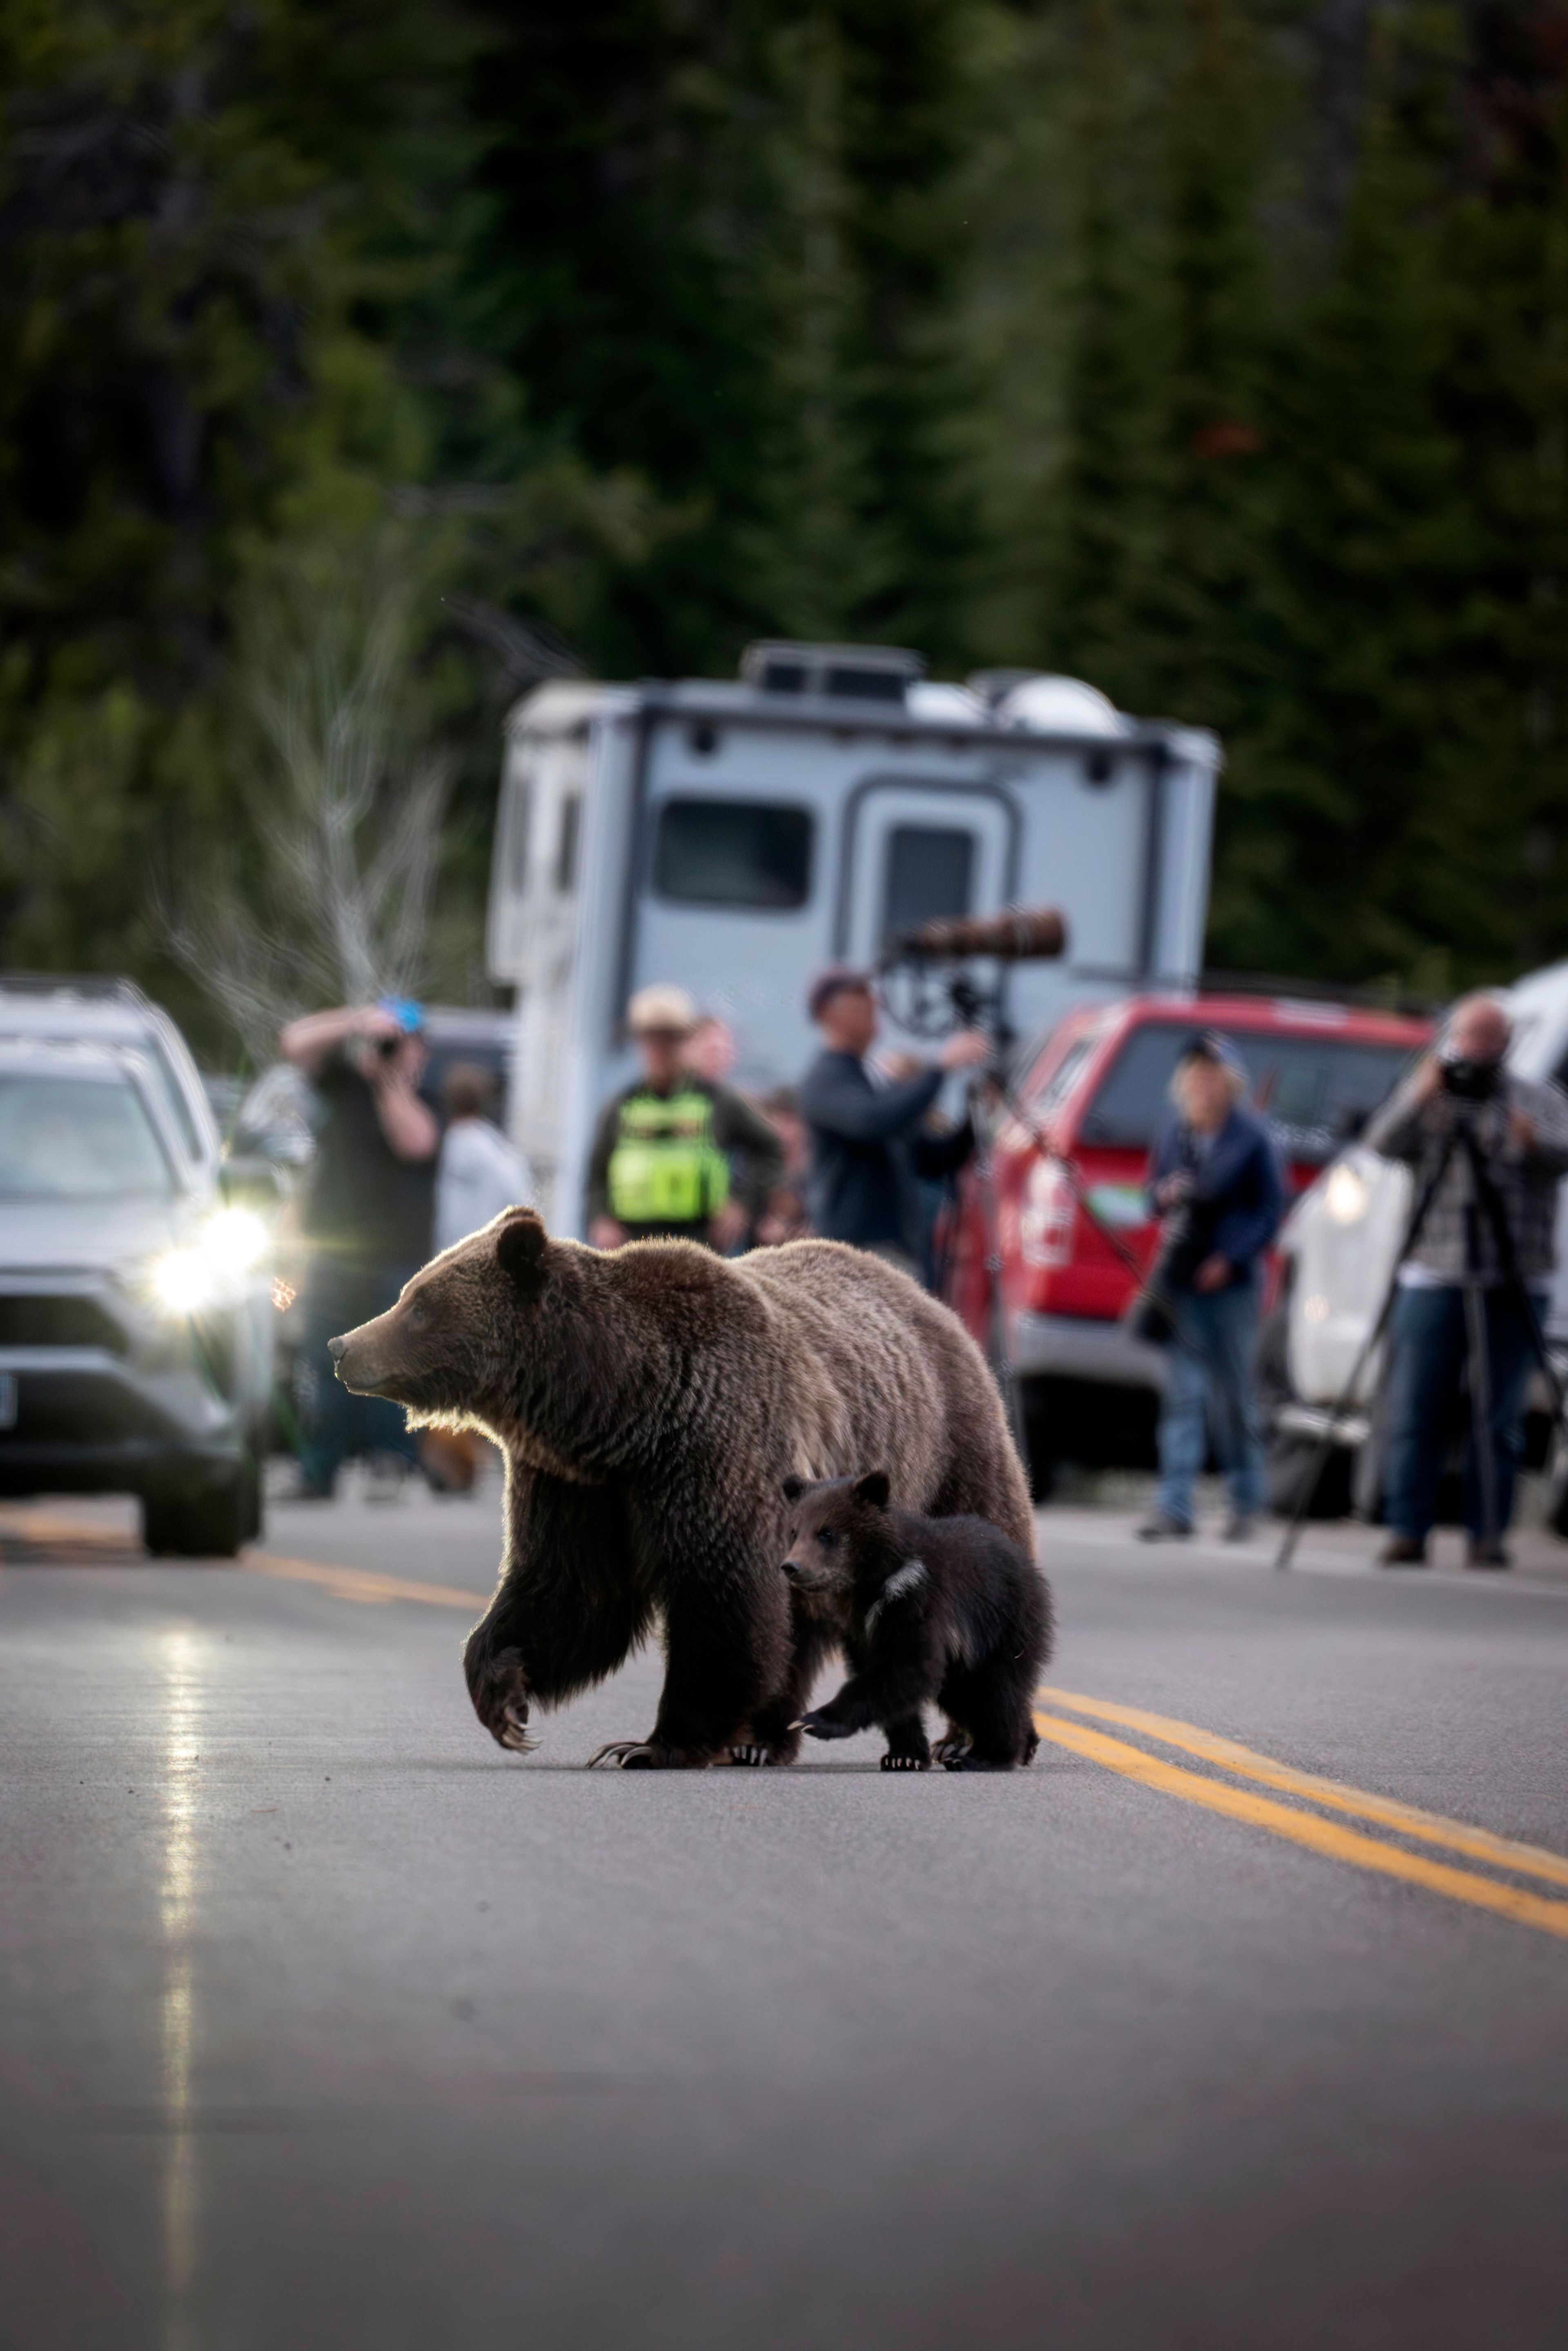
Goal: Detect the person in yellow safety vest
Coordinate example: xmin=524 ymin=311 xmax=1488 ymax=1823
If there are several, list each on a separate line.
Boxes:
xmin=586 ymin=985 xmax=787 ymax=1251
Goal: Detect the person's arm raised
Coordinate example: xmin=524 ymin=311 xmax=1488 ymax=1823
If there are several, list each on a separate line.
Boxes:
xmin=279 ymin=1004 xmax=388 ymax=1075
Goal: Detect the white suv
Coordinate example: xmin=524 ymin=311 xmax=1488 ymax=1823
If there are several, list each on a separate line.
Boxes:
xmin=0 ymin=980 xmax=275 ymax=1554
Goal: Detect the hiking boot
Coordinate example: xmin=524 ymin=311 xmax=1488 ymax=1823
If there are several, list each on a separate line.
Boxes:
xmin=1377 ymin=1534 xmax=1428 ymax=1567
xmin=1222 ymin=1514 xmax=1257 ymax=1543
xmin=1136 ymin=1512 xmax=1192 ymax=1543
xmin=1466 ymin=1538 xmax=1512 ymax=1570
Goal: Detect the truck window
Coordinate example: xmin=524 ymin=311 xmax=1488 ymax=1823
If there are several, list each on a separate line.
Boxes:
xmin=881 ymin=825 xmax=974 ymax=949
xmin=653 ymin=798 xmax=814 ymax=910
xmin=554 ymin=793 xmax=581 ymax=893
xmin=1078 ymin=1025 xmax=1416 ymax=1163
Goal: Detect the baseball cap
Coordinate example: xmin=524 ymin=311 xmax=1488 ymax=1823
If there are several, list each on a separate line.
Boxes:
xmin=627 ymin=983 xmax=699 ymax=1037
xmin=1177 ymin=1029 xmax=1246 ymax=1078
xmin=806 ymin=966 xmax=874 ymax=1022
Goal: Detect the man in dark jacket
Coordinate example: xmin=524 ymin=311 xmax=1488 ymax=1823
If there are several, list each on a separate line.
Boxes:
xmin=799 ymin=968 xmax=990 ymax=1280
xmin=1139 ymin=1033 xmax=1285 ymax=1543
xmin=586 ymin=984 xmax=784 ymax=1251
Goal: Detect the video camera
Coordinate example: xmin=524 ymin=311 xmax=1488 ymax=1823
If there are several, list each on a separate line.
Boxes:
xmin=1439 ymin=1050 xmax=1503 ymax=1103
xmin=878 ymin=904 xmax=1069 ymax=1047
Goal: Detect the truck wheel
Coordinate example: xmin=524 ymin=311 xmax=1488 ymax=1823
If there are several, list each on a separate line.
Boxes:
xmin=143 ymin=1462 xmax=261 ymax=1560
xmin=1019 ymin=1379 xmax=1058 ymax=1504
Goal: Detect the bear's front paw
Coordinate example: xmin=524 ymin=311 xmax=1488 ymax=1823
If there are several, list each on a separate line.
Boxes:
xmin=791 ymin=1710 xmax=854 ymax=1742
xmin=465 ymin=1641 xmax=538 ymax=1754
xmin=880 ymin=1751 xmax=930 ymax=1771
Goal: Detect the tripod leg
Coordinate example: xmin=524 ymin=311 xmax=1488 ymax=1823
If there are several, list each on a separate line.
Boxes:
xmin=1462 ymin=1274 xmax=1499 ymax=1555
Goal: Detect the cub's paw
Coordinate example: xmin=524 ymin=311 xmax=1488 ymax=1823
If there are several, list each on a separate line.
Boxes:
xmin=880 ymin=1752 xmax=930 ymax=1772
xmin=464 ymin=1641 xmax=538 ymax=1754
xmin=943 ymin=1755 xmax=1017 ymax=1773
xmin=931 ymin=1732 xmax=972 ymax=1766
xmin=789 ymin=1710 xmax=854 ymax=1743
xmin=728 ymin=1743 xmax=775 ymax=1766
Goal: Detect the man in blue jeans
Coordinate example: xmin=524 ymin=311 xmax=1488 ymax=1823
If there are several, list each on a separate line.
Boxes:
xmin=1139 ymin=1035 xmax=1285 ymax=1542
xmin=1364 ymin=993 xmax=1568 ymax=1567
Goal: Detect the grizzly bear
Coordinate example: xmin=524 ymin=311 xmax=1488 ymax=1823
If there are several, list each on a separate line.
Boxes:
xmin=329 ymin=1209 xmax=1034 ymax=1769
xmin=781 ymin=1471 xmax=1052 ymax=1770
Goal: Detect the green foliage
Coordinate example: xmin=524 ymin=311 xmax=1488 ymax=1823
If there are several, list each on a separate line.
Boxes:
xmin=6 ymin=0 xmax=1568 ymax=1042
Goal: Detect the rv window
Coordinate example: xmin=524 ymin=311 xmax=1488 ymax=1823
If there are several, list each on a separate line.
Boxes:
xmin=554 ymin=793 xmax=581 ymax=893
xmin=881 ymin=825 xmax=974 ymax=948
xmin=653 ymin=798 xmax=813 ymax=910
xmin=508 ymin=770 xmax=532 ymax=894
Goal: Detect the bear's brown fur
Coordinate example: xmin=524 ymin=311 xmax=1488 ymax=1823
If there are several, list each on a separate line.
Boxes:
xmin=330 ymin=1209 xmax=1033 ymax=1768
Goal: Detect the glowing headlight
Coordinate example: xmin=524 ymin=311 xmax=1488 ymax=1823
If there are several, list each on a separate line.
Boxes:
xmin=1324 ymin=1163 xmax=1368 ymax=1226
xmin=151 ymin=1248 xmax=222 ymax=1316
xmin=202 ymin=1206 xmax=270 ymax=1272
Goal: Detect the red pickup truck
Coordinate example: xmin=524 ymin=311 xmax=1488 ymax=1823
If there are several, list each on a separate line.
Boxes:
xmin=944 ymin=993 xmax=1432 ymax=1488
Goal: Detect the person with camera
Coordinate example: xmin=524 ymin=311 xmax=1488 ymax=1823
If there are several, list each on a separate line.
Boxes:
xmin=1138 ymin=1034 xmax=1285 ymax=1543
xmin=1363 ymin=993 xmax=1568 ymax=1568
xmin=280 ymin=998 xmax=439 ymax=1499
xmin=799 ymin=967 xmax=990 ymax=1282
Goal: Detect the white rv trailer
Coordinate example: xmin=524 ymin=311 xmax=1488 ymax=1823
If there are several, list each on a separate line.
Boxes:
xmin=485 ymin=643 xmax=1221 ymax=1236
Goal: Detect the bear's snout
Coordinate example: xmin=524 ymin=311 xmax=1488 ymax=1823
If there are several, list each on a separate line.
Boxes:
xmin=327 ymin=1334 xmax=348 ymax=1364
xmin=780 ymin=1556 xmax=799 ymax=1579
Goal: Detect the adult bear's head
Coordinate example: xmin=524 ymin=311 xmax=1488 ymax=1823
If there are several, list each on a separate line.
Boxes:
xmin=328 ymin=1207 xmax=580 ymax=1451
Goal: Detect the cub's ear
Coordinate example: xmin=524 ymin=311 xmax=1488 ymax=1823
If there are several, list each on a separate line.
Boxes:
xmin=854 ymin=1471 xmax=891 ymax=1509
xmin=496 ymin=1209 xmax=549 ymax=1298
xmin=781 ymin=1475 xmax=805 ymax=1504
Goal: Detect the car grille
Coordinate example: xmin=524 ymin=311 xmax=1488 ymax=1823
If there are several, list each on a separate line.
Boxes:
xmin=0 ymin=1295 xmax=129 ymax=1355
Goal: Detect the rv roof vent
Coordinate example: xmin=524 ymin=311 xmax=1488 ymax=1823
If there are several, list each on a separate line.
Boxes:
xmin=993 ymin=674 xmax=1125 ymax=739
xmin=740 ymin=641 xmax=927 ymax=705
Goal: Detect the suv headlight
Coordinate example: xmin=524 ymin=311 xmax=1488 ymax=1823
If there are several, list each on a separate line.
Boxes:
xmin=147 ymin=1207 xmax=272 ymax=1317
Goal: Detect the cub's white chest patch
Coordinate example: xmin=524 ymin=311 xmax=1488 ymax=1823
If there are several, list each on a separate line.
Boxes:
xmin=865 ymin=1557 xmax=927 ymax=1633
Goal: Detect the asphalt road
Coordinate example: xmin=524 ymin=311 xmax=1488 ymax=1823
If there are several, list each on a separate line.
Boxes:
xmin=3 ymin=1480 xmax=1567 ymax=2351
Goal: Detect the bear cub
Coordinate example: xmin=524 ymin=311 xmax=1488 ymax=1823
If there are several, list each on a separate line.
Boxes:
xmin=781 ymin=1472 xmax=1053 ymax=1771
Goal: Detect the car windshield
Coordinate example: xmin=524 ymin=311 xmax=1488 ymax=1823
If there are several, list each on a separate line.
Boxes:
xmin=1078 ymin=1024 xmax=1418 ymax=1165
xmin=0 ymin=1073 xmax=174 ymax=1198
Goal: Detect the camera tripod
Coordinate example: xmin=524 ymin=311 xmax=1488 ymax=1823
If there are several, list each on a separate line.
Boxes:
xmin=1273 ymin=1107 xmax=1568 ymax=1572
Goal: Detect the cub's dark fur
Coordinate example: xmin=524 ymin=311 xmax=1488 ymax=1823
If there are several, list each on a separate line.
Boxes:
xmin=782 ymin=1472 xmax=1053 ymax=1771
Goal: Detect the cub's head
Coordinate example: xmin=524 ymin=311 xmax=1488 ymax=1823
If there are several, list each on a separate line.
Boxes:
xmin=329 ymin=1206 xmax=554 ymax=1427
xmin=779 ymin=1470 xmax=891 ymax=1593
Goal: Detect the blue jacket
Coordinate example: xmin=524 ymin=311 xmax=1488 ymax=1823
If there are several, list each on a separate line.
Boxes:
xmin=1147 ymin=1104 xmax=1284 ymax=1283
xmin=800 ymin=1050 xmax=973 ymax=1261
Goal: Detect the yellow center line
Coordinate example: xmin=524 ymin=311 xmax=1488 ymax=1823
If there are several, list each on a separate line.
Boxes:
xmin=1041 ymin=1684 xmax=1568 ymax=1894
xmin=245 ymin=1555 xmax=491 ymax=1612
xmin=1033 ymin=1710 xmax=1568 ymax=1941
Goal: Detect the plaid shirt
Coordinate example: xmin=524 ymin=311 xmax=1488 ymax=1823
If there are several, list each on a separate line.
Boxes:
xmin=1364 ymin=1071 xmax=1568 ymax=1285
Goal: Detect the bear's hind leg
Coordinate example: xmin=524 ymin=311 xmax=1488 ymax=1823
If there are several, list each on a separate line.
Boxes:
xmin=938 ymin=1654 xmax=1038 ymax=1771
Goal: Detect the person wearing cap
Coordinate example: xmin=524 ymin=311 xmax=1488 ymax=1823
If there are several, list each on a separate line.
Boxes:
xmin=279 ymin=999 xmax=439 ymax=1498
xmin=586 ymin=985 xmax=785 ymax=1251
xmin=1138 ymin=1033 xmax=1284 ymax=1542
xmin=798 ymin=968 xmax=991 ymax=1280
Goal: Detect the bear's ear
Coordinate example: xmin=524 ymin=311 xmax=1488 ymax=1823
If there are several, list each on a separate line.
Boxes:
xmin=496 ymin=1209 xmax=549 ymax=1298
xmin=781 ymin=1475 xmax=804 ymax=1504
xmin=854 ymin=1471 xmax=891 ymax=1509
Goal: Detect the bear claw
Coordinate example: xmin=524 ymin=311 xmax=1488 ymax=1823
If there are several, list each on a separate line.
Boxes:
xmin=880 ymin=1753 xmax=929 ymax=1771
xmin=728 ymin=1743 xmax=773 ymax=1766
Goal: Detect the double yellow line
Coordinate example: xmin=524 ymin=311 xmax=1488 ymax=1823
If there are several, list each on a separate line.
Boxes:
xmin=1035 ymin=1686 xmax=1568 ymax=1942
